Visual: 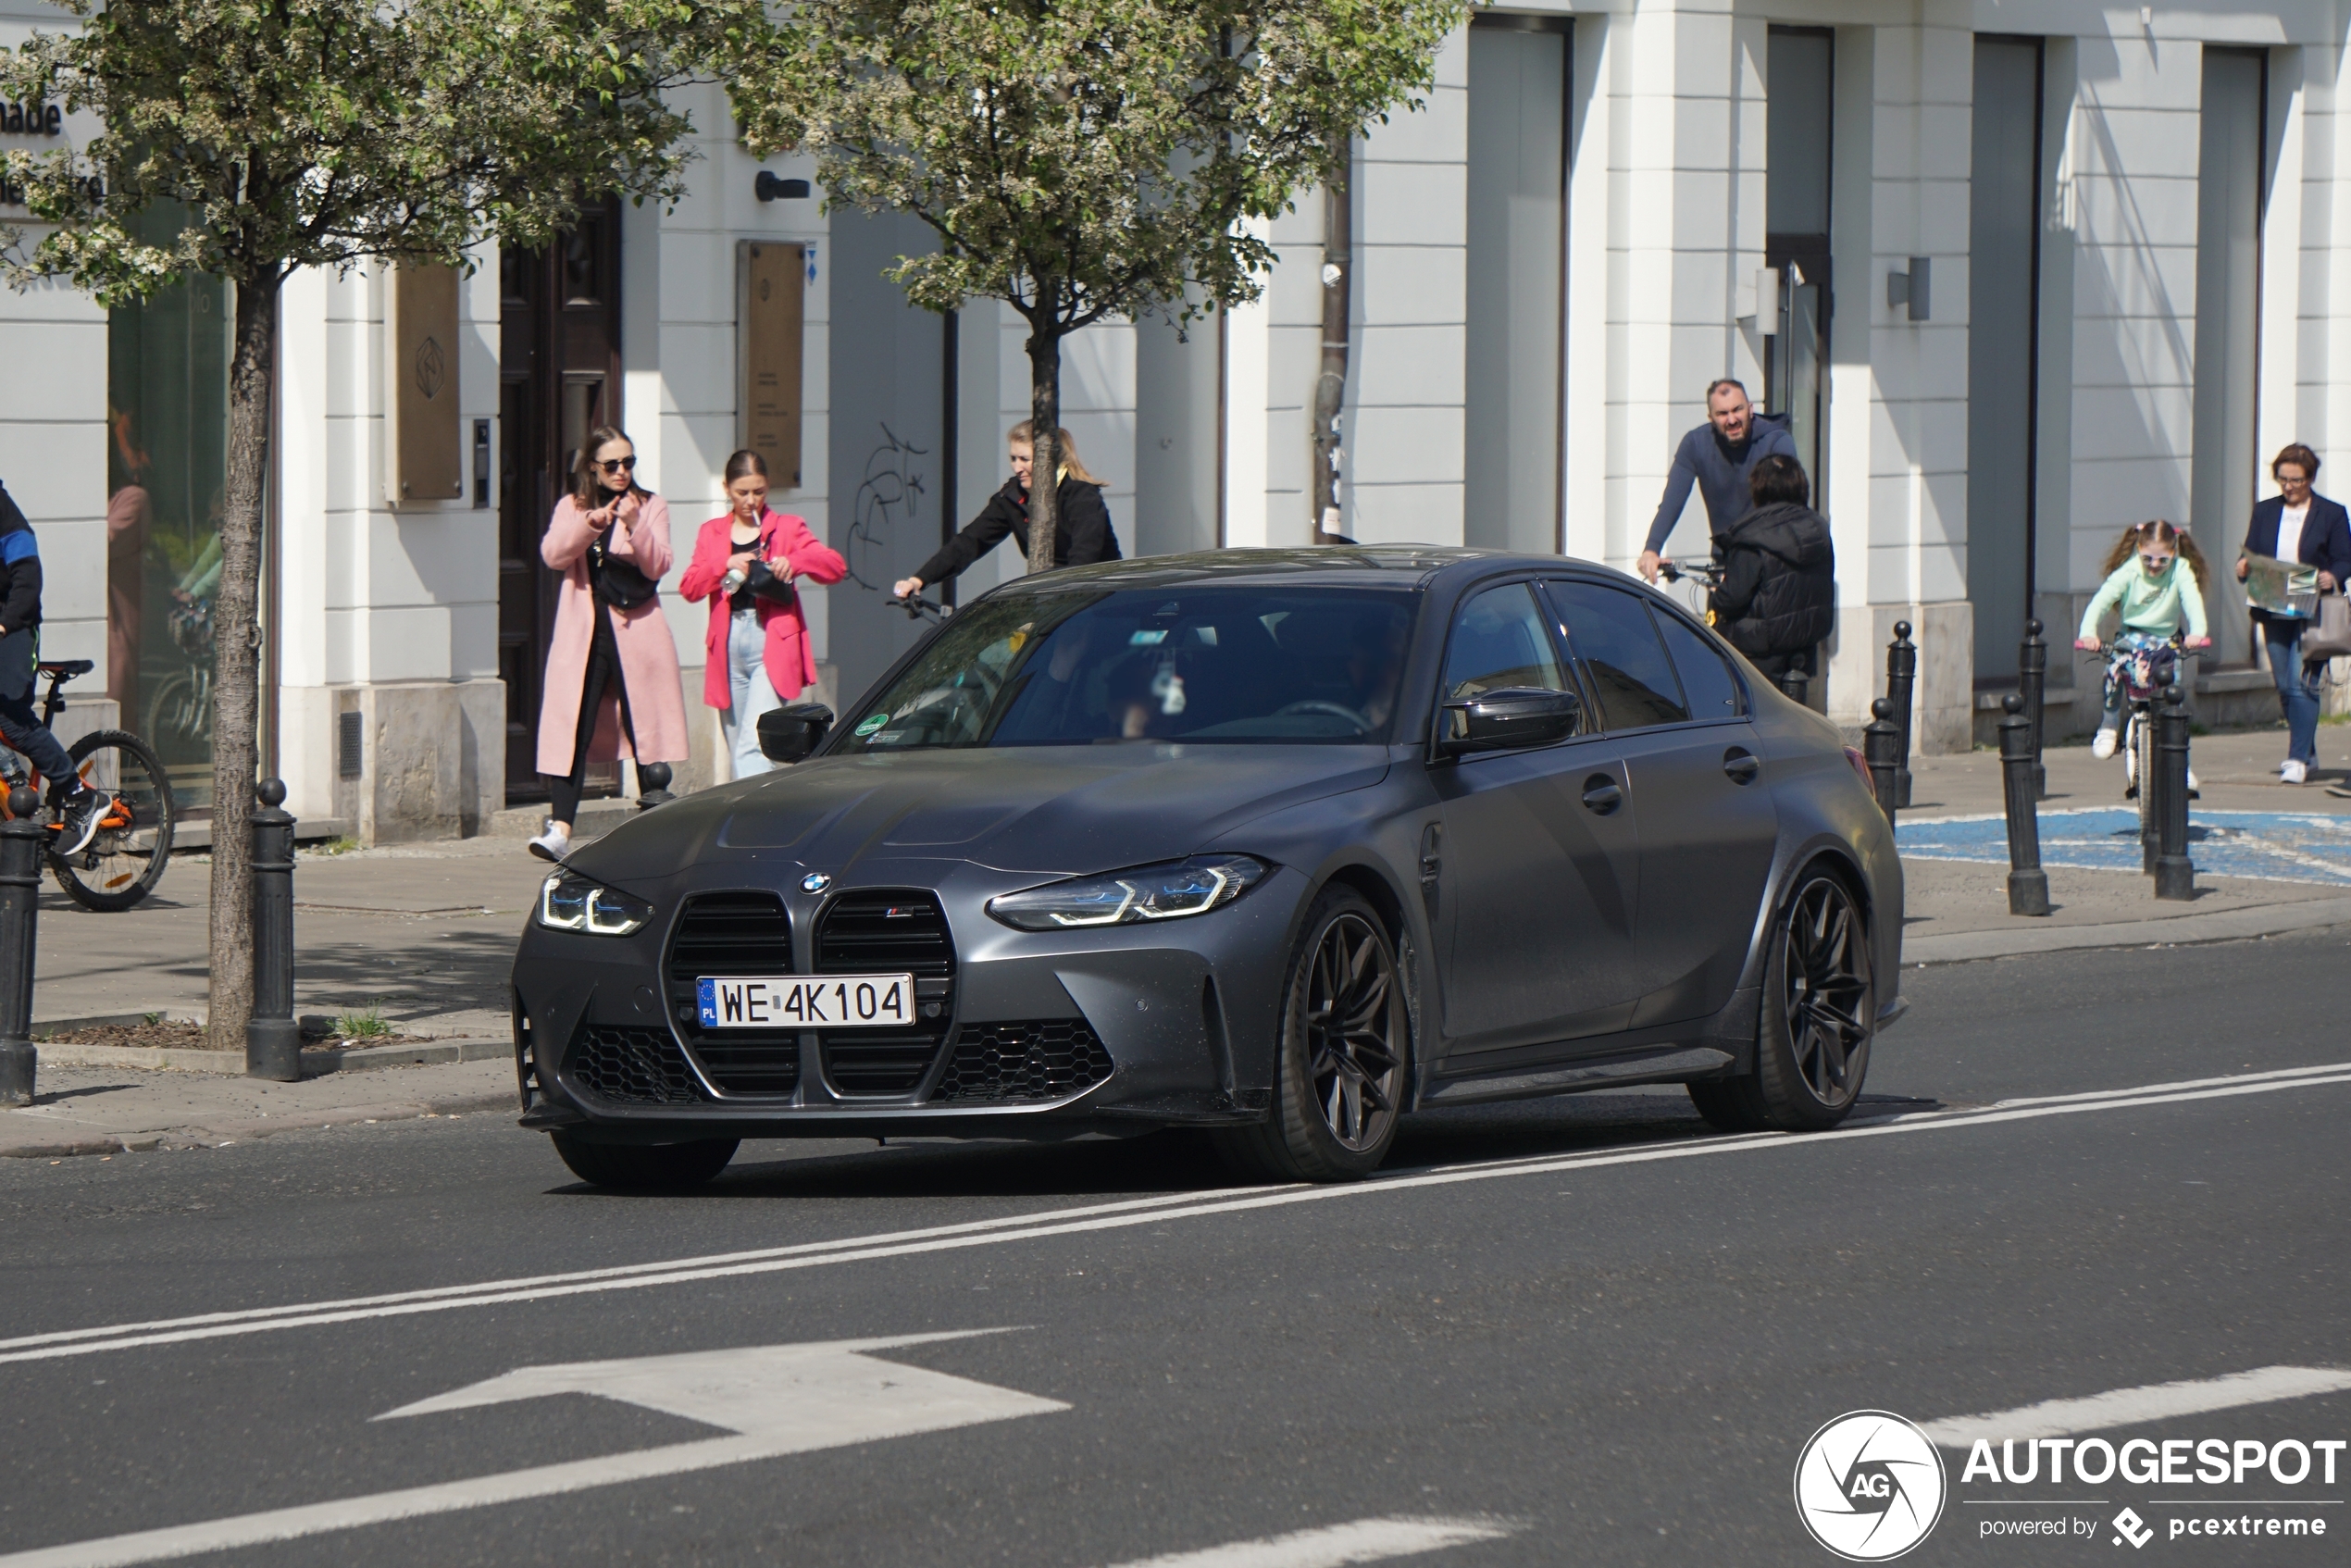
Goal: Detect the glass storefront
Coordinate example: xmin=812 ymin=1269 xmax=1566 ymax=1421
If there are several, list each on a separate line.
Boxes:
xmin=106 ymin=214 xmax=229 ymax=812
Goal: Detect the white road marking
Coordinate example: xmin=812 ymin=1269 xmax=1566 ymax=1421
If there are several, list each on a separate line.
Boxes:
xmin=1918 ymin=1365 xmax=2351 ymax=1446
xmin=1102 ymin=1515 xmax=1512 ymax=1567
xmin=0 ymin=1331 xmax=1064 ymax=1568
xmin=4 ymin=1062 xmax=2346 ymax=1369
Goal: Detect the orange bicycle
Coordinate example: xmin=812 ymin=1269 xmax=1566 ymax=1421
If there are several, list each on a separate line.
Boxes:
xmin=0 ymin=659 xmax=176 ymax=910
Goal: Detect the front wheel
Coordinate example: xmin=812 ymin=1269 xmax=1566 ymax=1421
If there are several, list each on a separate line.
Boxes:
xmin=48 ymin=729 xmax=175 ymax=912
xmin=550 ymin=1132 xmax=739 ymax=1192
xmin=1686 ymin=868 xmax=1873 ymax=1133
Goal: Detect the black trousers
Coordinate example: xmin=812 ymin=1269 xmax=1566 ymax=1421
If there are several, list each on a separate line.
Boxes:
xmin=0 ymin=627 xmax=73 ymax=784
xmin=543 ymin=600 xmax=637 ymax=827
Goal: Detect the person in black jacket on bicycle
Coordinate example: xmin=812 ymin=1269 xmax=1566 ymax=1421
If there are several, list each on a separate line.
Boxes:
xmin=0 ymin=480 xmax=108 ymax=854
xmin=1707 ymin=454 xmax=1835 ymax=683
xmin=893 ymin=421 xmax=1123 ymax=601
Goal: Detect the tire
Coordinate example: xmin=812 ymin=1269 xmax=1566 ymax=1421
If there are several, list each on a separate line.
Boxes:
xmin=1686 ymin=866 xmax=1873 ymax=1133
xmin=1211 ymin=885 xmax=1410 ymax=1183
xmin=550 ymin=1131 xmax=739 ymax=1191
xmin=47 ymin=729 xmax=175 ymax=912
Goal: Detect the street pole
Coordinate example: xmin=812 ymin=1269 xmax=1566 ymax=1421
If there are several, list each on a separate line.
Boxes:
xmin=1999 ymin=694 xmax=2051 ymax=916
xmin=0 ymin=784 xmax=41 ymax=1104
xmin=2018 ymin=617 xmax=2047 ymax=800
xmin=247 ymin=778 xmax=300 ymax=1082
xmin=2155 ymin=681 xmax=2196 ymax=901
xmin=1885 ymin=621 xmax=1916 ymax=809
xmin=637 ymin=761 xmax=676 ymax=811
xmin=1863 ymin=698 xmax=1900 ymax=832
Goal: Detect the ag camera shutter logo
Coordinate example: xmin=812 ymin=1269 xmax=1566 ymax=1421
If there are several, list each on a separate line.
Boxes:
xmin=1794 ymin=1411 xmax=1947 ymax=1561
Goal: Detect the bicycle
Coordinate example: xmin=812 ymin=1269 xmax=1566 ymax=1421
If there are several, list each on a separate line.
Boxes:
xmin=886 ymin=592 xmax=950 ymax=624
xmin=0 ymin=659 xmax=177 ymax=911
xmin=1655 ymin=556 xmax=1724 ymax=591
xmin=2086 ymin=637 xmax=2204 ymax=840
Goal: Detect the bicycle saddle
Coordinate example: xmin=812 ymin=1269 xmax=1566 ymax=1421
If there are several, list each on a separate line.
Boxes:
xmin=37 ymin=659 xmax=93 ymax=678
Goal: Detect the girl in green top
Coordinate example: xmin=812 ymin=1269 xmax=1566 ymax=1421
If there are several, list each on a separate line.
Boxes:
xmin=2073 ymin=520 xmax=2212 ymax=759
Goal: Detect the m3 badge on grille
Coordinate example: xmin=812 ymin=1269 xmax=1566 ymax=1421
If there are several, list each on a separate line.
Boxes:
xmin=696 ymin=974 xmax=914 ymax=1028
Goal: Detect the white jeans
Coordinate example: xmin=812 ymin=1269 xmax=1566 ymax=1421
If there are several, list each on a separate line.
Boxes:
xmin=718 ymin=607 xmax=784 ymax=779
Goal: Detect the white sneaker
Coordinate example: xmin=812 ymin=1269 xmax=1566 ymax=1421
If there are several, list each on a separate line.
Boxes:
xmin=2092 ymin=726 xmax=2117 ymax=760
xmin=527 ymin=820 xmax=571 ymax=863
xmin=2283 ymin=759 xmax=2308 ymax=785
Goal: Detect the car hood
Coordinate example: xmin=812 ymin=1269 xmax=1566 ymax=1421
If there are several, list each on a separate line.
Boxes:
xmin=566 ymin=744 xmax=1392 ymax=885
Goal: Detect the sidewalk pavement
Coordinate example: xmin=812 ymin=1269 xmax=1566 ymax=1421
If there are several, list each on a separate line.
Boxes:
xmin=8 ymin=729 xmax=2351 ymax=1158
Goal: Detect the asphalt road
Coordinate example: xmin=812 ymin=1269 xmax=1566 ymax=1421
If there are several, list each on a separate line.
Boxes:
xmin=0 ymin=931 xmax=2345 ymax=1566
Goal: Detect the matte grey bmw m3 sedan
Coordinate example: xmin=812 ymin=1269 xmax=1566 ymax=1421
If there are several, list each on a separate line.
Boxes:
xmin=509 ymin=547 xmax=1904 ymax=1189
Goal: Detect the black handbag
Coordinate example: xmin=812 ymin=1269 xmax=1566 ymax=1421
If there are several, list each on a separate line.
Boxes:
xmin=586 ymin=532 xmax=658 ymax=609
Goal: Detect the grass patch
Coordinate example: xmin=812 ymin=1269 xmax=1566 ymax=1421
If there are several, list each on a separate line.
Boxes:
xmin=335 ymin=1001 xmax=393 ymax=1040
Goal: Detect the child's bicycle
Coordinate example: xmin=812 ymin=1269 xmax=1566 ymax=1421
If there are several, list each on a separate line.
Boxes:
xmin=0 ymin=659 xmax=177 ymax=911
xmin=2089 ymin=637 xmax=2203 ymax=840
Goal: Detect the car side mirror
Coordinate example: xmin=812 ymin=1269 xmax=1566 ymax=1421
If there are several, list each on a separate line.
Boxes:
xmin=1437 ymin=687 xmax=1581 ymax=758
xmin=756 ymin=702 xmax=834 ymax=764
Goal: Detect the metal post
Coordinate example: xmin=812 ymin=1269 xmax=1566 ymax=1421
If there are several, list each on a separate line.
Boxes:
xmin=636 ymin=761 xmax=676 ymax=811
xmin=1863 ymin=698 xmax=1901 ymax=831
xmin=2018 ymin=617 xmax=2047 ymax=800
xmin=0 ymin=785 xmax=42 ymax=1104
xmin=1999 ymin=695 xmax=2050 ymax=916
xmin=247 ymin=778 xmax=300 ymax=1082
xmin=1885 ymin=620 xmax=1917 ymax=809
xmin=2155 ymin=681 xmax=2196 ymax=901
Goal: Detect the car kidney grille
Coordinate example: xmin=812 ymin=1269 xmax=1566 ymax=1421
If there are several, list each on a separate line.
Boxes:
xmin=935 ymin=1019 xmax=1113 ymax=1103
xmin=815 ymin=890 xmax=953 ymax=1096
xmin=665 ymin=890 xmax=799 ymax=1097
xmin=567 ymin=1024 xmax=703 ymax=1105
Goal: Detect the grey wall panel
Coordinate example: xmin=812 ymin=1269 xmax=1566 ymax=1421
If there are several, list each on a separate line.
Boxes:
xmin=1969 ymin=35 xmax=2043 ymax=682
xmin=2191 ymin=47 xmax=2266 ymax=669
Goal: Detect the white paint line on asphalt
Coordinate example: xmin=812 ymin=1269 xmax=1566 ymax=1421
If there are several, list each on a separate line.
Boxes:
xmin=0 ymin=1332 xmax=1066 ymax=1568
xmin=4 ymin=1063 xmax=2348 ymax=1368
xmin=1917 ymin=1365 xmax=2351 ymax=1446
xmin=1101 ymin=1515 xmax=1513 ymax=1568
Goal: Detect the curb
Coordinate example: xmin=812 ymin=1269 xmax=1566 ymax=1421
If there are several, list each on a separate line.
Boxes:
xmin=27 ymin=1039 xmax=511 ymax=1076
xmin=1905 ymin=892 xmax=2351 ymax=964
xmin=0 ymin=1088 xmax=520 ymax=1159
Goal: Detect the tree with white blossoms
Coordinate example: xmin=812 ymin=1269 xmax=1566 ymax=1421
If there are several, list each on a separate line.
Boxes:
xmin=722 ymin=0 xmax=1464 ymax=574
xmin=1 ymin=0 xmax=704 ymax=1052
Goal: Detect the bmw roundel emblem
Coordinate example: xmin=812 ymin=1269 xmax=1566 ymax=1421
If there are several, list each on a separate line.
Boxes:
xmin=801 ymin=873 xmax=831 ymax=894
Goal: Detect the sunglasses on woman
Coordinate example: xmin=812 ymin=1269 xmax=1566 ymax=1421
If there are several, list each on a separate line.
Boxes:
xmin=596 ymin=455 xmax=637 ymax=473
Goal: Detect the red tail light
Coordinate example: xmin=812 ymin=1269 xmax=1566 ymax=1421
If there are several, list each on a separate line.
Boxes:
xmin=1844 ymin=746 xmax=1874 ymax=791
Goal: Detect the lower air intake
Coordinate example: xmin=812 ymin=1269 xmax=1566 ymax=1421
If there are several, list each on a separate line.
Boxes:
xmin=566 ymin=1025 xmax=703 ymax=1105
xmin=933 ymin=1019 xmax=1113 ymax=1103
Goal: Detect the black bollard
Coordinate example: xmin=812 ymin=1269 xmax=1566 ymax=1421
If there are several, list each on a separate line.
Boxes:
xmin=247 ymin=778 xmax=300 ymax=1082
xmin=1885 ymin=621 xmax=1917 ymax=808
xmin=0 ymin=784 xmax=42 ymax=1104
xmin=1777 ymin=661 xmax=1810 ymax=707
xmin=1999 ymin=694 xmax=2050 ymax=916
xmin=2155 ymin=681 xmax=2195 ymax=901
xmin=2019 ymin=617 xmax=2047 ymax=799
xmin=636 ymin=761 xmax=676 ymax=811
xmin=1863 ymin=698 xmax=1901 ymax=831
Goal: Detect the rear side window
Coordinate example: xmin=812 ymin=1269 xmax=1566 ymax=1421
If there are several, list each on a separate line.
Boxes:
xmin=1542 ymin=580 xmax=1689 ymax=730
xmin=1652 ymin=609 xmax=1747 ymax=720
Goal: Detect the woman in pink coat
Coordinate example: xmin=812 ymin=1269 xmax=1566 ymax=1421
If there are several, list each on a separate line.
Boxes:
xmin=678 ymin=450 xmax=847 ymax=778
xmin=529 ymin=426 xmax=689 ymax=861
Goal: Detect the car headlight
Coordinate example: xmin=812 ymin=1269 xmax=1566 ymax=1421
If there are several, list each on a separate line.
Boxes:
xmin=537 ymin=874 xmax=654 ymax=937
xmin=987 ymin=854 xmax=1270 ymax=931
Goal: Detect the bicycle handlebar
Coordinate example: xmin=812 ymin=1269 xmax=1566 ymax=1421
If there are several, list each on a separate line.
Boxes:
xmin=886 ymin=593 xmax=949 ymax=623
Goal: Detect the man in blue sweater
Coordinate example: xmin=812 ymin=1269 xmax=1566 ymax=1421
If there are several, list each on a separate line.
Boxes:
xmin=1635 ymin=379 xmax=1799 ymax=583
xmin=0 ymin=480 xmax=108 ymax=855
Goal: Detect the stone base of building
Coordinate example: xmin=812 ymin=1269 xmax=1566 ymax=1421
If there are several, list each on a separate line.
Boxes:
xmin=280 ymin=679 xmax=505 ymax=845
xmin=1827 ymin=601 xmax=1974 ymax=756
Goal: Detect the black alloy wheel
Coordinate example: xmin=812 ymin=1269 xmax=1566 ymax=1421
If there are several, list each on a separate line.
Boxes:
xmin=549 ymin=1131 xmax=739 ymax=1192
xmin=1688 ymin=867 xmax=1873 ymax=1133
xmin=1213 ymin=885 xmax=1408 ymax=1182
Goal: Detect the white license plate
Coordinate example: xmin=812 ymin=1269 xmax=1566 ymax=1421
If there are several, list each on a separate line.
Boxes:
xmin=695 ymin=974 xmax=914 ymax=1030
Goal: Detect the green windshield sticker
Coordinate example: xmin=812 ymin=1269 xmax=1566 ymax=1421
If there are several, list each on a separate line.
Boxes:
xmin=854 ymin=713 xmax=890 ymax=737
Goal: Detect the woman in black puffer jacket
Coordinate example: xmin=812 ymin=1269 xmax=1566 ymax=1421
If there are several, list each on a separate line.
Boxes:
xmin=893 ymin=421 xmax=1122 ymax=600
xmin=1707 ymin=454 xmax=1835 ymax=679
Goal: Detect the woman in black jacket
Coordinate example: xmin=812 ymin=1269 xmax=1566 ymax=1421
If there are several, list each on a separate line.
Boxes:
xmin=2233 ymin=443 xmax=2351 ymax=783
xmin=893 ymin=422 xmax=1122 ymax=600
xmin=1707 ymin=454 xmax=1835 ymax=680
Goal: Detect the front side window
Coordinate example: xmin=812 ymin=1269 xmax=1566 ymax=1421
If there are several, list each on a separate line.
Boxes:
xmin=840 ymin=587 xmax=1419 ymax=751
xmin=1542 ymin=580 xmax=1690 ymax=730
xmin=1439 ymin=583 xmax=1570 ymax=703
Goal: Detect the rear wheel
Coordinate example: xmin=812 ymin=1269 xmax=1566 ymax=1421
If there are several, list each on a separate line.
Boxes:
xmin=1212 ymin=886 xmax=1409 ymax=1183
xmin=44 ymin=729 xmax=175 ymax=911
xmin=549 ymin=1132 xmax=739 ymax=1192
xmin=1686 ymin=868 xmax=1873 ymax=1133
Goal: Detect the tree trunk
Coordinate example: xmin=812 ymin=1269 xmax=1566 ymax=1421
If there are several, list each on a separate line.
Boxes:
xmin=1025 ymin=296 xmax=1062 ymax=576
xmin=205 ymin=276 xmax=277 ymax=1053
xmin=1311 ymin=161 xmax=1352 ymax=541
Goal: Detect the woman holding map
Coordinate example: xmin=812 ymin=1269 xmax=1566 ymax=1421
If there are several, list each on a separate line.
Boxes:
xmin=2236 ymin=443 xmax=2351 ymax=784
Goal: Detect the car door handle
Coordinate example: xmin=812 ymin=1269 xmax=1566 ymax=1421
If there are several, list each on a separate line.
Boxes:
xmin=1723 ymin=747 xmax=1760 ymax=785
xmin=1581 ymin=776 xmax=1623 ymax=815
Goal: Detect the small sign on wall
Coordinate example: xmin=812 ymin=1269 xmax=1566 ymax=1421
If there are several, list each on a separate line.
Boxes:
xmin=738 ymin=241 xmax=805 ymax=489
xmin=389 ymin=264 xmax=465 ymax=504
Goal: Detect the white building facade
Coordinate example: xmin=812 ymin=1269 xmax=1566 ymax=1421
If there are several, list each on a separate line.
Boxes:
xmin=1 ymin=0 xmax=2340 ymax=839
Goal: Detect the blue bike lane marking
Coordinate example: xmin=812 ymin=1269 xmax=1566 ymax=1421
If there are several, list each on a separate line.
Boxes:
xmin=1898 ymin=810 xmax=2351 ymax=885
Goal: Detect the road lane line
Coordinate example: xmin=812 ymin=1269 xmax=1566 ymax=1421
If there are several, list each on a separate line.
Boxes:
xmin=1918 ymin=1366 xmax=2351 ymax=1446
xmin=6 ymin=1064 xmax=2348 ymax=1368
xmin=1101 ymin=1516 xmax=1513 ymax=1567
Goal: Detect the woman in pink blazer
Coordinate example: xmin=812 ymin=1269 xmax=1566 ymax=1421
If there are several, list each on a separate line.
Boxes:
xmin=529 ymin=425 xmax=688 ymax=861
xmin=678 ymin=449 xmax=847 ymax=778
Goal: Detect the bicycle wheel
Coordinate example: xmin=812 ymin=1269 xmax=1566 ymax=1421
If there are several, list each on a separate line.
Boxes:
xmin=48 ymin=729 xmax=175 ymax=911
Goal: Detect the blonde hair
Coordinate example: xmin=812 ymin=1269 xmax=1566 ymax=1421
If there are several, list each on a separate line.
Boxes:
xmin=2100 ymin=519 xmax=2209 ymax=588
xmin=1008 ymin=421 xmax=1102 ymax=487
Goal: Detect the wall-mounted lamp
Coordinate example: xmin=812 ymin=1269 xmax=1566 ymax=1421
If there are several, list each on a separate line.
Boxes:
xmin=1886 ymin=256 xmax=1932 ymax=321
xmin=754 ymin=171 xmax=811 ymax=202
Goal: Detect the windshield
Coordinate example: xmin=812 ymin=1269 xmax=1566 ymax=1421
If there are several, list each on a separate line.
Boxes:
xmin=839 ymin=587 xmax=1419 ymax=752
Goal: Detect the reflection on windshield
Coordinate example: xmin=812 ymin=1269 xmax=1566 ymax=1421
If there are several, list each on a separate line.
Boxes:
xmin=840 ymin=587 xmax=1417 ymax=751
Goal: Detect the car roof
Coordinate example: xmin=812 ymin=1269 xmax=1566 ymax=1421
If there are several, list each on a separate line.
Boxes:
xmin=983 ymin=546 xmax=1626 ymax=595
